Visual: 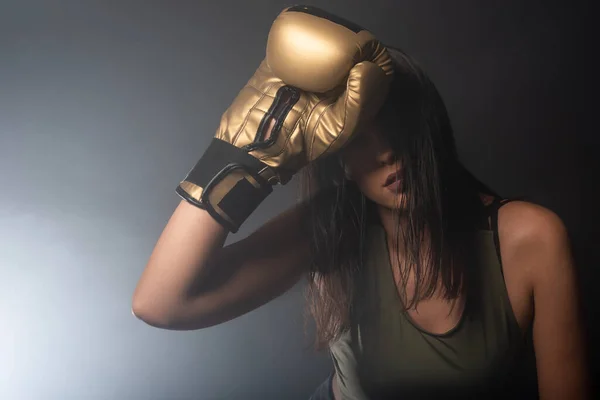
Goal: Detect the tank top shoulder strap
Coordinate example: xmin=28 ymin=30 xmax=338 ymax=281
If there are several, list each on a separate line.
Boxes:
xmin=483 ymin=195 xmax=528 ymax=275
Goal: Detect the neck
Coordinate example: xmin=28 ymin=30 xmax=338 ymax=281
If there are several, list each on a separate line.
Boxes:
xmin=377 ymin=205 xmax=409 ymax=255
xmin=377 ymin=204 xmax=432 ymax=264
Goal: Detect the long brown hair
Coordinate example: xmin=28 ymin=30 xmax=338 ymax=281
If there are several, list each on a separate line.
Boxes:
xmin=299 ymin=48 xmax=499 ymax=350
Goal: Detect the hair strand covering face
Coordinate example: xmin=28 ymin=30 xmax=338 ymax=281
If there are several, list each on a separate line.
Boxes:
xmin=299 ymin=46 xmax=500 ymax=349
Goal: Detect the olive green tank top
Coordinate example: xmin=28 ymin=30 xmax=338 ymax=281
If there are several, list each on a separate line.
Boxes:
xmin=329 ymin=199 xmax=539 ymax=399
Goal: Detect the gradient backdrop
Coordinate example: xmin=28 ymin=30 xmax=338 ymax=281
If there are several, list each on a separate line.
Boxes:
xmin=1 ymin=0 xmax=596 ymax=399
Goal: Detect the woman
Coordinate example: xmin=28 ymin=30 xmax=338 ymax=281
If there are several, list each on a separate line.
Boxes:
xmin=300 ymin=48 xmax=589 ymax=399
xmin=132 ymin=22 xmax=589 ymax=400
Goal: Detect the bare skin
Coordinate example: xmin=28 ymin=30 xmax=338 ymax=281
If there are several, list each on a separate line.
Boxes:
xmin=333 ymin=125 xmax=589 ymax=399
xmin=330 ymin=201 xmax=541 ymax=400
xmin=134 ymin=121 xmax=588 ymax=399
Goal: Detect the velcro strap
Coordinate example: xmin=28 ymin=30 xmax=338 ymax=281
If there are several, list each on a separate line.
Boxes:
xmin=176 ymin=138 xmax=273 ymax=233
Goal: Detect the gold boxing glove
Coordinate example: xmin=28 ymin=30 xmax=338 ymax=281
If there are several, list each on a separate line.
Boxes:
xmin=176 ymin=5 xmax=394 ymax=232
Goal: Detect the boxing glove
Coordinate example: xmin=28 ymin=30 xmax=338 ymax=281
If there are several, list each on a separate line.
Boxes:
xmin=176 ymin=5 xmax=394 ymax=233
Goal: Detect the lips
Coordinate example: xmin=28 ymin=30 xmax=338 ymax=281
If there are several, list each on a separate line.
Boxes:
xmin=384 ymin=171 xmax=400 ymax=187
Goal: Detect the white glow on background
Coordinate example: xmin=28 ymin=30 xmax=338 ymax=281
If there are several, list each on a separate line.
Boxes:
xmin=0 ymin=3 xmax=330 ymax=399
xmin=1 ymin=1 xmax=588 ymax=399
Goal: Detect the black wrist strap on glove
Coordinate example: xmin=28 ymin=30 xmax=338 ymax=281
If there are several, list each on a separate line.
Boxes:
xmin=176 ymin=138 xmax=274 ymax=233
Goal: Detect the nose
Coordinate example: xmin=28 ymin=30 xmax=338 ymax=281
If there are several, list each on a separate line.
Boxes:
xmin=370 ymin=129 xmax=396 ymax=166
xmin=376 ymin=147 xmax=396 ymax=166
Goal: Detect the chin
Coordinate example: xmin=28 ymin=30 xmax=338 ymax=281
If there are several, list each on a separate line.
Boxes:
xmin=370 ymin=192 xmax=406 ymax=212
xmin=385 ymin=202 xmax=406 ymax=212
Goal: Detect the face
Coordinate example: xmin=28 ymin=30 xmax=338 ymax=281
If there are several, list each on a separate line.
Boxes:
xmin=340 ymin=122 xmax=404 ymax=211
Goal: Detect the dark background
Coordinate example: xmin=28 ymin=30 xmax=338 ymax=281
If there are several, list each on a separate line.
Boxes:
xmin=0 ymin=0 xmax=596 ymax=399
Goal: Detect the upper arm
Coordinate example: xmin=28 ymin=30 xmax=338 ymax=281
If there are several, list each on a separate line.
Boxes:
xmin=503 ymin=202 xmax=589 ymax=399
xmin=174 ymin=203 xmax=312 ymax=329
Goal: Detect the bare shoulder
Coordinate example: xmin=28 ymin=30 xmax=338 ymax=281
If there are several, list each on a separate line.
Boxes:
xmin=498 ymin=205 xmax=588 ymax=397
xmin=497 ymin=200 xmax=569 ymax=245
xmin=497 ymin=200 xmax=572 ymax=282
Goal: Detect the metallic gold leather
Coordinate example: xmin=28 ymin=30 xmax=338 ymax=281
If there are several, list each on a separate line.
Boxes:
xmin=179 ymin=181 xmax=204 ymax=201
xmin=181 ymin=6 xmax=394 ymax=199
xmin=266 ymin=9 xmax=394 ymax=93
xmin=213 ymin=57 xmax=392 ymax=185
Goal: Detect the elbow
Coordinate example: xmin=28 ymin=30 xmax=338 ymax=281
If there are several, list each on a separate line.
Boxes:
xmin=131 ymin=296 xmax=176 ymax=329
xmin=131 ymin=292 xmax=213 ymax=331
